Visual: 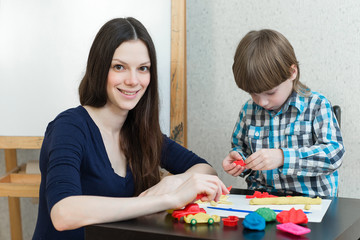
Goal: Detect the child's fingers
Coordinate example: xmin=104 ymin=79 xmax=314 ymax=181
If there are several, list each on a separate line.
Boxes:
xmin=226 ymin=165 xmax=243 ymax=176
xmin=229 ymin=151 xmax=242 ymax=160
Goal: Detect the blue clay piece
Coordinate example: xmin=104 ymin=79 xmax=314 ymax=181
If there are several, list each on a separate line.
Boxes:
xmin=242 ymin=212 xmax=266 ymax=230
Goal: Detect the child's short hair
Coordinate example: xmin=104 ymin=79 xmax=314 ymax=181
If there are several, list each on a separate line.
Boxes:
xmin=232 ymin=29 xmax=310 ymax=96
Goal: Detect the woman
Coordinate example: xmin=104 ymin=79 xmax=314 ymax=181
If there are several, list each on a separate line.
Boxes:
xmin=33 ymin=17 xmax=228 ymax=240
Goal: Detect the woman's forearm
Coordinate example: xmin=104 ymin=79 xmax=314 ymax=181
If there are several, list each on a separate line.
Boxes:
xmin=50 ymin=194 xmax=173 ymax=231
xmin=185 ymin=163 xmax=217 ymax=175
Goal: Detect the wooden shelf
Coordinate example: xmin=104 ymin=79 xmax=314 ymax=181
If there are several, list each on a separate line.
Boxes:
xmin=0 ymin=164 xmax=40 ymax=198
xmin=1 ymin=136 xmax=43 ymax=240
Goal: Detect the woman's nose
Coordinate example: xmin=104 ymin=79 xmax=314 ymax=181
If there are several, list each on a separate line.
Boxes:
xmin=124 ymin=70 xmax=138 ymax=85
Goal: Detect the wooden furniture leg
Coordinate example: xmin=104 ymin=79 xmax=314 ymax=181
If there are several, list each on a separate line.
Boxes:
xmin=4 ymin=149 xmax=23 ymax=240
xmin=8 ymin=197 xmax=22 ymax=240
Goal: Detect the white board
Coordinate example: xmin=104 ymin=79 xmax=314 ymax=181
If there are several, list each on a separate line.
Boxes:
xmin=198 ymin=194 xmax=332 ymax=223
xmin=0 ymin=0 xmax=170 ymax=136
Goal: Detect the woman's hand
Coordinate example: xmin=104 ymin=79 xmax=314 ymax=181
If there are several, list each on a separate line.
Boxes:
xmin=139 ymin=173 xmax=190 ymax=197
xmin=140 ymin=172 xmax=229 ymax=210
xmin=170 ymin=173 xmax=228 ymax=209
xmin=222 ymin=151 xmax=246 ymax=176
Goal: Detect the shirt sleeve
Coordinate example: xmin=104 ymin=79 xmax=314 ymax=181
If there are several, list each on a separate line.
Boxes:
xmin=44 ymin=114 xmax=85 ymax=212
xmin=231 ymin=102 xmax=254 ymax=177
xmin=280 ymin=98 xmax=345 ymax=177
xmin=160 ymin=135 xmax=209 ymax=174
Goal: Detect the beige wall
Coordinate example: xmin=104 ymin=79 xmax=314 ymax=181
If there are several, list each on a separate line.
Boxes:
xmin=187 ymin=0 xmax=360 ymax=198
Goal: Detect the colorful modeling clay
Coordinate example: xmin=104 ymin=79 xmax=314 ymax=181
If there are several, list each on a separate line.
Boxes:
xmin=184 ymin=213 xmax=220 ymax=225
xmin=242 ymin=212 xmax=266 ymax=230
xmin=196 ymin=186 xmax=232 ymax=200
xmin=246 ymin=191 xmax=277 ymax=199
xmin=255 ymin=207 xmax=277 ymax=222
xmin=222 ymin=216 xmax=239 ymax=227
xmin=249 ymin=196 xmax=322 ymax=205
xmin=172 ymin=203 xmax=206 ymax=220
xmin=276 ymin=208 xmax=308 ymax=224
xmin=277 ymin=222 xmax=311 ymax=235
xmin=195 ymin=194 xmax=233 ymax=205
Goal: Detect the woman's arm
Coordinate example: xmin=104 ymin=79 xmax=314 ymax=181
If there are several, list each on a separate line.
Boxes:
xmin=51 ymin=172 xmax=227 ymax=231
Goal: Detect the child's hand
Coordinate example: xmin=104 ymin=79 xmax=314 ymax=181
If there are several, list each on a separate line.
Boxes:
xmin=245 ymin=149 xmax=284 ymax=170
xmin=222 ymin=151 xmax=246 ymax=177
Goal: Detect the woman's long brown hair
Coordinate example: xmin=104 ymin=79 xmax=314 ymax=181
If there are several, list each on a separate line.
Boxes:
xmin=78 ymin=17 xmax=163 ymax=196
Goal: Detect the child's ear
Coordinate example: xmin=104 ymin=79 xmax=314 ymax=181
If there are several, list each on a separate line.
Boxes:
xmin=290 ymin=64 xmax=298 ymax=81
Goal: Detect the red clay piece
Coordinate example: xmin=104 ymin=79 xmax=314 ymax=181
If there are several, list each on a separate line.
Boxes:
xmin=222 ymin=216 xmax=239 ymax=227
xmin=276 ymin=208 xmax=308 ymax=224
xmin=234 ymin=159 xmax=246 ymax=166
xmin=246 ymin=191 xmax=278 ymax=199
xmin=277 ymin=222 xmax=311 ymax=235
xmin=172 ymin=203 xmax=206 ymax=220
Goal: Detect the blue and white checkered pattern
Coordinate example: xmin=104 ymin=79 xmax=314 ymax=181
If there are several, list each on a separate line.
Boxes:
xmin=231 ymin=91 xmax=345 ymax=197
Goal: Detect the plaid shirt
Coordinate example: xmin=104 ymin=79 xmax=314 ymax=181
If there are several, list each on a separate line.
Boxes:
xmin=232 ymin=91 xmax=344 ymax=197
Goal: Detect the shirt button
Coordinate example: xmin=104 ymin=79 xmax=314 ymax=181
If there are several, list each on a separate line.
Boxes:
xmin=274 ymin=175 xmax=279 ymax=179
xmin=255 ymin=132 xmax=260 ymax=137
xmin=274 ymin=116 xmax=278 ymax=120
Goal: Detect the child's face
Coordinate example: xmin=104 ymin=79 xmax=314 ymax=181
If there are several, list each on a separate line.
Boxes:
xmin=250 ymin=78 xmax=294 ymax=112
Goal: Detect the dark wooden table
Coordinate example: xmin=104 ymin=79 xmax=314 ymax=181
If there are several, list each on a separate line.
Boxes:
xmin=85 ymin=189 xmax=360 ymax=240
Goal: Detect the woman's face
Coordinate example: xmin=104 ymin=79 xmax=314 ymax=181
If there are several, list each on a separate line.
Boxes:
xmin=106 ymin=40 xmax=151 ymax=113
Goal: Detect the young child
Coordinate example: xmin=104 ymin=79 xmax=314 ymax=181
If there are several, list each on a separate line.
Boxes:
xmin=222 ymin=29 xmax=345 ymax=197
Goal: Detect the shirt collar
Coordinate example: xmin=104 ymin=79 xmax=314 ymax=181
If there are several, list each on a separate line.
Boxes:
xmin=285 ymin=91 xmax=305 ymax=114
xmin=253 ymin=91 xmax=306 ymax=116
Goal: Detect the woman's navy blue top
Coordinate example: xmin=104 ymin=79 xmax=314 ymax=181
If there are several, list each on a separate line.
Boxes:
xmin=32 ymin=106 xmax=208 ymax=240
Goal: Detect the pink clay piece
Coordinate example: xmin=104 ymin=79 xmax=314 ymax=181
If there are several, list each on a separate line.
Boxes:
xmin=276 ymin=222 xmax=311 ymax=235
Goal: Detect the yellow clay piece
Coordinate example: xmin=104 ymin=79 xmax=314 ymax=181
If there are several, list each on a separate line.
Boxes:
xmin=249 ymin=196 xmax=322 ymax=205
xmin=304 ymin=204 xmax=311 ymax=210
xmin=184 ymin=213 xmax=220 ymax=225
xmin=195 ymin=195 xmax=233 ymax=205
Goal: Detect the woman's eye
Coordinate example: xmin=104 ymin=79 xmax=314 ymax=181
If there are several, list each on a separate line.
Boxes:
xmin=114 ymin=65 xmax=124 ymax=71
xmin=139 ymin=66 xmax=149 ymax=72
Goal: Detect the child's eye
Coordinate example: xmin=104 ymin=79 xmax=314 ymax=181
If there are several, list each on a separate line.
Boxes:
xmin=266 ymin=91 xmax=276 ymax=95
xmin=114 ymin=65 xmax=124 ymax=71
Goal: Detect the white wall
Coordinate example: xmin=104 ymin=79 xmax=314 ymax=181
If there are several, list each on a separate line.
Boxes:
xmin=0 ymin=0 xmax=170 ymax=239
xmin=187 ymin=0 xmax=360 ymax=199
xmin=0 ymin=0 xmax=171 ymax=136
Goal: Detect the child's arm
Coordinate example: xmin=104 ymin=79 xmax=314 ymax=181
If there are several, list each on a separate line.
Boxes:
xmin=223 ymin=102 xmax=253 ymax=176
xmin=280 ymin=100 xmax=344 ymax=177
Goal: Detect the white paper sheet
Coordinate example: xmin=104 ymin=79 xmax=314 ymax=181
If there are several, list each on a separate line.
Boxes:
xmin=198 ymin=194 xmax=331 ymax=223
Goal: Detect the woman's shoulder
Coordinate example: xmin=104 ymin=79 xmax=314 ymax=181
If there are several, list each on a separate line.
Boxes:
xmin=51 ymin=106 xmax=89 ymax=123
xmin=46 ymin=106 xmax=94 ymax=134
